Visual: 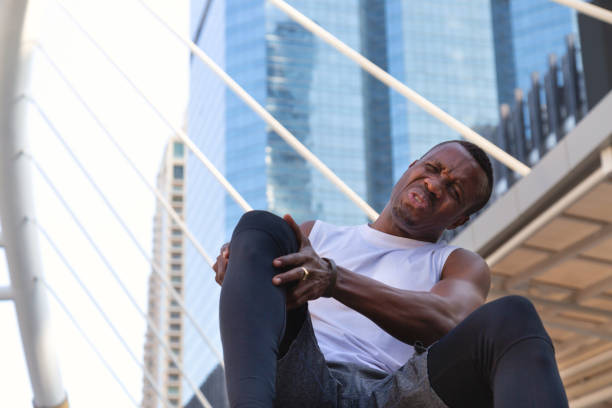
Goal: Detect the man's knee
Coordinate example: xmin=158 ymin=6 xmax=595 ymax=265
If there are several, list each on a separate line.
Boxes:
xmin=475 ymin=295 xmax=551 ymax=344
xmin=231 ymin=210 xmax=299 ymax=257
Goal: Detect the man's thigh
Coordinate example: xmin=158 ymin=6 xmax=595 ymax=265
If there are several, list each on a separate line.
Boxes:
xmin=275 ymin=308 xmax=339 ymax=408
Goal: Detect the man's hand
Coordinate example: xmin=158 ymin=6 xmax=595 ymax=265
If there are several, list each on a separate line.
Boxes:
xmin=272 ymin=214 xmax=334 ymax=309
xmin=212 ymin=242 xmax=230 ymax=285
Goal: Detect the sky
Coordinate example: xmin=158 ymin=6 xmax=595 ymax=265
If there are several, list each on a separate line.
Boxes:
xmin=0 ymin=0 xmax=189 ymax=406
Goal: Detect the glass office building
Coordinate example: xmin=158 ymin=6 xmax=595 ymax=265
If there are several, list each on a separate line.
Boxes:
xmin=386 ymin=0 xmax=500 ymax=181
xmin=223 ymin=0 xmax=391 ymax=229
xmin=492 ymin=0 xmax=579 ymax=105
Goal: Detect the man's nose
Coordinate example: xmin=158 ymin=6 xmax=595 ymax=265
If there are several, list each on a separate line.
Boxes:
xmin=424 ymin=178 xmax=442 ymax=199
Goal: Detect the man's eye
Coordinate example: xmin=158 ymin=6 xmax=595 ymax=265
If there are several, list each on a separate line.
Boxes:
xmin=426 ymin=163 xmax=438 ymax=172
xmin=453 ymin=187 xmax=461 ymax=201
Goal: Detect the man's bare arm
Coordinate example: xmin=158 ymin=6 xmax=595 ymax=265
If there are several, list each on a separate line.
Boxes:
xmin=276 ymin=217 xmax=490 ymax=346
xmin=331 ymin=249 xmax=490 ymax=345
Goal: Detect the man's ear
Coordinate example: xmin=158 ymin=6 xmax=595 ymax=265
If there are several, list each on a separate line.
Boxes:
xmin=448 ymin=215 xmax=469 ymax=230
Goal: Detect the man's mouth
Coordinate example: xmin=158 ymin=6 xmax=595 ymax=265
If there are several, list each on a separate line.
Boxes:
xmin=407 ymin=189 xmax=430 ymax=209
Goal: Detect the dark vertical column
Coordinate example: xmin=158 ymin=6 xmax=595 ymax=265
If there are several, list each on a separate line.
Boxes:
xmin=509 ymin=89 xmax=527 ymax=170
xmin=497 ymin=105 xmax=513 ymax=188
xmin=561 ymin=35 xmax=580 ymax=123
xmin=527 ymin=73 xmax=545 ymax=163
xmin=490 ymin=0 xmax=517 ymax=107
xmin=578 ymin=0 xmax=612 ymax=110
xmin=544 ymin=55 xmax=563 ymax=143
xmin=360 ymin=0 xmax=392 ymax=213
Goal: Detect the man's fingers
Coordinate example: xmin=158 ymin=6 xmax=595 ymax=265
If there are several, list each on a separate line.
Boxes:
xmin=283 ymin=214 xmax=306 ymax=246
xmin=272 ymin=267 xmax=306 ymax=285
xmin=213 ymin=251 xmax=228 ymax=286
xmin=221 ymin=242 xmax=230 ymax=259
xmin=273 ymin=252 xmax=307 ymax=268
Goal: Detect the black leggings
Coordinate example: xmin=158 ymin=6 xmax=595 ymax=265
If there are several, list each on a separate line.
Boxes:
xmin=219 ymin=211 xmax=568 ymax=407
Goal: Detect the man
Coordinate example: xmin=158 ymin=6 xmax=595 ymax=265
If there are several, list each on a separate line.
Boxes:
xmin=213 ymin=140 xmax=568 ymax=407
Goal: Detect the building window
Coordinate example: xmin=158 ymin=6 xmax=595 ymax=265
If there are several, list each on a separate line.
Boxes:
xmin=171 ymin=264 xmax=181 ymax=271
xmin=173 ymin=142 xmax=184 ymax=158
xmin=171 ymin=252 xmax=181 ymax=260
xmin=169 ymin=374 xmax=179 ymax=381
xmin=173 ymin=165 xmax=184 ymax=179
xmin=170 ymin=312 xmax=181 ymax=319
xmin=170 ymin=323 xmax=181 ymax=331
xmin=171 ymin=228 xmax=181 ymax=236
xmin=171 ymin=241 xmax=181 ymax=249
xmin=172 ymin=195 xmax=183 ymax=203
xmin=170 ymin=336 xmax=180 ymax=343
xmin=171 ymin=275 xmax=182 ymax=283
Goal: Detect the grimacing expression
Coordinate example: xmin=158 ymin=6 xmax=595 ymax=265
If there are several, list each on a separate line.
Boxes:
xmin=389 ymin=143 xmax=488 ymax=238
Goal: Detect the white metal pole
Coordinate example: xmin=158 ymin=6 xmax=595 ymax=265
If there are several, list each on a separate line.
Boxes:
xmin=0 ymin=0 xmax=68 ymax=407
xmin=268 ymin=0 xmax=531 ymax=177
xmin=549 ymin=0 xmax=612 ymax=26
xmin=0 ymin=285 xmax=13 ymax=300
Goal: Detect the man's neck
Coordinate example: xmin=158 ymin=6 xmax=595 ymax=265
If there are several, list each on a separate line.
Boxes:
xmin=370 ymin=209 xmax=440 ymax=243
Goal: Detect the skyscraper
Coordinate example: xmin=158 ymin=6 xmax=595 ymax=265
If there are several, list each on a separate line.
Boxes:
xmin=492 ymin=0 xmax=579 ymax=100
xmin=142 ymin=137 xmax=187 ymax=408
xmin=386 ymin=0 xmax=500 ymax=180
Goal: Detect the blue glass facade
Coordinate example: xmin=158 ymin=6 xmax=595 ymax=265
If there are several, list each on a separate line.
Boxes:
xmin=492 ymin=0 xmax=578 ymax=105
xmin=224 ymin=0 xmax=387 ymax=228
xmin=386 ymin=0 xmax=500 ymax=181
xmin=508 ymin=0 xmax=578 ymax=93
xmin=183 ymin=0 xmax=227 ymax=403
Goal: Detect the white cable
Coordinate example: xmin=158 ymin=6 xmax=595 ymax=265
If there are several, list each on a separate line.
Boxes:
xmin=53 ymin=0 xmax=252 ymax=213
xmin=25 ymin=95 xmax=224 ymax=365
xmin=28 ymin=155 xmax=213 ymax=408
xmin=34 ymin=223 xmax=171 ymax=408
xmin=268 ymin=0 xmax=531 ymax=177
xmin=32 ymin=44 xmax=214 ymax=268
xmin=549 ymin=0 xmax=612 ymax=25
xmin=38 ymin=276 xmax=142 ymax=408
xmin=135 ymin=0 xmax=379 ymax=221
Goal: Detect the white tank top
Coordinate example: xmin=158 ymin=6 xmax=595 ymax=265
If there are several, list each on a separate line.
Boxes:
xmin=308 ymin=221 xmax=458 ymax=373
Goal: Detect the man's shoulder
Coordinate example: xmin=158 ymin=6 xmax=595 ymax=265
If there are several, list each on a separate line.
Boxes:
xmin=441 ymin=247 xmax=490 ymax=282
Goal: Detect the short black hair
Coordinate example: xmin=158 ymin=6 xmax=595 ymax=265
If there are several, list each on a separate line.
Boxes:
xmin=424 ymin=140 xmax=493 ymax=216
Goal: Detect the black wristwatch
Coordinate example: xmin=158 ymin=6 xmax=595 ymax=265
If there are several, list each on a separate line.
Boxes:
xmin=321 ymin=257 xmax=337 ymax=298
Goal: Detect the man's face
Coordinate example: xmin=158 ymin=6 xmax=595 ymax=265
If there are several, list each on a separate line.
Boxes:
xmin=388 ymin=143 xmax=488 ymax=239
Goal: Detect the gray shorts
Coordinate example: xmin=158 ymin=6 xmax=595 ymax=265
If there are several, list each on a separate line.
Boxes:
xmin=275 ymin=313 xmax=449 ymax=408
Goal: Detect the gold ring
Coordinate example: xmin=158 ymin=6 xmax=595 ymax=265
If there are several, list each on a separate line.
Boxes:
xmin=301 ymin=267 xmax=309 ymax=281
